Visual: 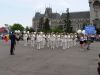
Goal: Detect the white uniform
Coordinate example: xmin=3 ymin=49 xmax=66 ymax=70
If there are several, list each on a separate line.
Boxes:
xmin=70 ymin=35 xmax=73 ymax=47
xmin=30 ymin=34 xmax=36 ymax=47
xmin=36 ymin=34 xmax=42 ymax=49
xmin=74 ymin=35 xmax=77 ymax=46
xmin=60 ymin=35 xmax=63 ymax=47
xmin=23 ymin=33 xmax=28 ymax=46
xmin=56 ymin=35 xmax=61 ymax=48
xmin=41 ymin=34 xmax=46 ymax=48
xmin=62 ymin=35 xmax=68 ymax=49
xmin=47 ymin=34 xmax=51 ymax=48
xmin=67 ymin=35 xmax=71 ymax=48
xmin=50 ymin=34 xmax=56 ymax=49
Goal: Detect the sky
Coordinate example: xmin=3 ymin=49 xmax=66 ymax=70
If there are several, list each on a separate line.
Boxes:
xmin=0 ymin=0 xmax=90 ymax=27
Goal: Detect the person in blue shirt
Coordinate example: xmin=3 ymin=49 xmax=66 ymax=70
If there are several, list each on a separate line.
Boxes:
xmin=9 ymin=32 xmax=16 ymax=55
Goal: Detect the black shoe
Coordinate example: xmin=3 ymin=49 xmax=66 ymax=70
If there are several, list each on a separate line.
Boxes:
xmin=87 ymin=47 xmax=90 ymax=50
xmin=10 ymin=53 xmax=15 ymax=55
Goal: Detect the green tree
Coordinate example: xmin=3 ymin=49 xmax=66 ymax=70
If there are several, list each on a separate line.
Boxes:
xmin=52 ymin=26 xmax=63 ymax=33
xmin=29 ymin=27 xmax=35 ymax=33
xmin=10 ymin=23 xmax=24 ymax=32
xmin=39 ymin=17 xmax=44 ymax=31
xmin=25 ymin=26 xmax=35 ymax=33
xmin=43 ymin=18 xmax=51 ymax=33
xmin=64 ymin=8 xmax=73 ymax=33
xmin=25 ymin=26 xmax=30 ymax=32
xmin=82 ymin=23 xmax=88 ymax=30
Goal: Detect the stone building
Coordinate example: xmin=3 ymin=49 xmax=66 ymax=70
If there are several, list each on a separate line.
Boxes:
xmin=32 ymin=0 xmax=100 ymax=32
xmin=61 ymin=11 xmax=90 ymax=31
xmin=89 ymin=0 xmax=100 ymax=28
xmin=32 ymin=8 xmax=90 ymax=32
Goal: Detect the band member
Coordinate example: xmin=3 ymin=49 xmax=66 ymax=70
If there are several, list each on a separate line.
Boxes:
xmin=30 ymin=32 xmax=36 ymax=48
xmin=23 ymin=33 xmax=28 ymax=46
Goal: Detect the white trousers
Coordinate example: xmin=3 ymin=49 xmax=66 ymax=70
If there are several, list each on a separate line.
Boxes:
xmin=50 ymin=40 xmax=55 ymax=49
xmin=31 ymin=40 xmax=35 ymax=47
xmin=24 ymin=39 xmax=27 ymax=46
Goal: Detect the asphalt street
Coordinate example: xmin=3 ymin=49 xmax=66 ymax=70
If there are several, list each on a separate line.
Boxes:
xmin=0 ymin=40 xmax=99 ymax=75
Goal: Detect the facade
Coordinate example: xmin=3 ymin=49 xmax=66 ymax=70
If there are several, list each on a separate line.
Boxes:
xmin=89 ymin=0 xmax=100 ymax=28
xmin=61 ymin=11 xmax=90 ymax=31
xmin=32 ymin=8 xmax=90 ymax=32
xmin=32 ymin=0 xmax=100 ymax=32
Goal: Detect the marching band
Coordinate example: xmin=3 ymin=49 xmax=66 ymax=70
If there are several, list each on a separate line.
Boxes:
xmin=23 ymin=32 xmax=78 ymax=50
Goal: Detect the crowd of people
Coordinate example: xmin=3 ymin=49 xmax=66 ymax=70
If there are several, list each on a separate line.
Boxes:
xmin=0 ymin=31 xmax=96 ymax=55
xmin=78 ymin=34 xmax=95 ymax=50
xmin=23 ymin=32 xmax=78 ymax=50
xmin=1 ymin=31 xmax=100 ymax=75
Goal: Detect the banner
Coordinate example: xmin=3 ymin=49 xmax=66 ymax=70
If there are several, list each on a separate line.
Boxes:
xmin=85 ymin=25 xmax=96 ymax=35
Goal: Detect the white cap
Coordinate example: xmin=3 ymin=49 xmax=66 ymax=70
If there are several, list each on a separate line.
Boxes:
xmin=24 ymin=31 xmax=26 ymax=33
xmin=77 ymin=30 xmax=82 ymax=34
xmin=82 ymin=30 xmax=86 ymax=34
xmin=27 ymin=31 xmax=29 ymax=34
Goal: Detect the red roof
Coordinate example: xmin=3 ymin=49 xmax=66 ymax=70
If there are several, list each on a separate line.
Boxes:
xmin=0 ymin=27 xmax=7 ymax=33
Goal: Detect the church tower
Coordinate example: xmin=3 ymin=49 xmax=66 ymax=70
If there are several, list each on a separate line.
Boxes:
xmin=89 ymin=0 xmax=100 ymax=28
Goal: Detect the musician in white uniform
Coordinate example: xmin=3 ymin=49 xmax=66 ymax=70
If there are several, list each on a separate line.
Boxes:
xmin=50 ymin=33 xmax=56 ymax=49
xmin=62 ymin=33 xmax=68 ymax=49
xmin=70 ymin=33 xmax=74 ymax=47
xmin=41 ymin=32 xmax=46 ymax=48
xmin=67 ymin=34 xmax=71 ymax=48
xmin=56 ymin=33 xmax=61 ymax=48
xmin=23 ymin=33 xmax=28 ymax=46
xmin=47 ymin=33 xmax=51 ymax=48
xmin=30 ymin=32 xmax=36 ymax=48
xmin=36 ymin=33 xmax=42 ymax=50
xmin=73 ymin=33 xmax=77 ymax=46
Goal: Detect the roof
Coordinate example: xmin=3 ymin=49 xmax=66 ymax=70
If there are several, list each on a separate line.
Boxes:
xmin=51 ymin=13 xmax=60 ymax=19
xmin=33 ymin=11 xmax=90 ymax=20
xmin=0 ymin=27 xmax=7 ymax=33
xmin=61 ymin=11 xmax=90 ymax=19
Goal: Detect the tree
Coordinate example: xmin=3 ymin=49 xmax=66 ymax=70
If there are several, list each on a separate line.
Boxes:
xmin=64 ymin=8 xmax=73 ymax=33
xmin=25 ymin=26 xmax=30 ymax=32
xmin=43 ymin=18 xmax=51 ymax=33
xmin=39 ymin=17 xmax=44 ymax=31
xmin=82 ymin=23 xmax=88 ymax=30
xmin=29 ymin=27 xmax=35 ymax=33
xmin=25 ymin=26 xmax=35 ymax=33
xmin=52 ymin=26 xmax=63 ymax=33
xmin=10 ymin=23 xmax=24 ymax=32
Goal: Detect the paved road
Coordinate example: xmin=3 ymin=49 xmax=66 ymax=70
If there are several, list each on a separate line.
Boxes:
xmin=0 ymin=40 xmax=99 ymax=75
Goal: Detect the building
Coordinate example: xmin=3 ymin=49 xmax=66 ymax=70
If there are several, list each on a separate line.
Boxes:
xmin=61 ymin=11 xmax=90 ymax=31
xmin=0 ymin=27 xmax=8 ymax=34
xmin=32 ymin=0 xmax=100 ymax=32
xmin=32 ymin=8 xmax=90 ymax=32
xmin=89 ymin=0 xmax=100 ymax=28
